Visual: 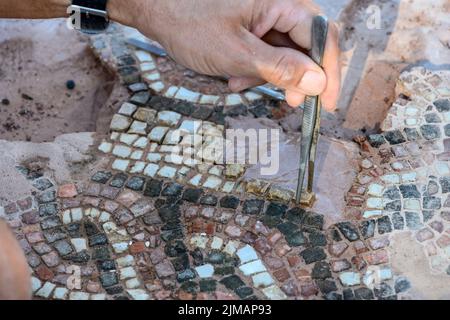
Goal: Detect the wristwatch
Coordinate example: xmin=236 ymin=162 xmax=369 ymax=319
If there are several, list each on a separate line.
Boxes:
xmin=68 ymin=0 xmax=110 ymax=34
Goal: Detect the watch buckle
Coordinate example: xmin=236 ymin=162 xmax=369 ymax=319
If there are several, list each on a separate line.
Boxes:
xmin=69 ymin=5 xmax=109 ymax=20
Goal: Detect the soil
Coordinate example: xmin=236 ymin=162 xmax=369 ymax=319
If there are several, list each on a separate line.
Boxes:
xmin=0 ymin=19 xmax=116 ymax=143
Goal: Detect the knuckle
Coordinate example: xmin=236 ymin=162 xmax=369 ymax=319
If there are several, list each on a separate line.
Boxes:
xmin=270 ymin=54 xmax=299 ymax=86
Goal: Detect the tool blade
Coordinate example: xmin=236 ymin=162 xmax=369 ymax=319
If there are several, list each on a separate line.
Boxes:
xmin=296 ymin=96 xmax=319 ymax=203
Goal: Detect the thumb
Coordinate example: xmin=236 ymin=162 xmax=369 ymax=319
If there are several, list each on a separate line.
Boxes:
xmin=244 ymin=32 xmax=327 ymax=96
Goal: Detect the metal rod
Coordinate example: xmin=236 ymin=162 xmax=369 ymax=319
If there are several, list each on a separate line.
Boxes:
xmin=126 ymin=37 xmax=286 ymax=102
xmin=295 ymin=15 xmax=329 ymax=205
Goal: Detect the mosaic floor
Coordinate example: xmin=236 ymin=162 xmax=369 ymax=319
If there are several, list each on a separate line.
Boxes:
xmin=1 ymin=24 xmax=450 ymax=300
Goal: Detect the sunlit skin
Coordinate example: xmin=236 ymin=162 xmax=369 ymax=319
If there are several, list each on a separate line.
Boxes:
xmin=0 ymin=220 xmax=31 ymax=299
xmin=0 ymin=0 xmax=340 ymax=110
xmin=0 ymin=0 xmax=341 ymax=298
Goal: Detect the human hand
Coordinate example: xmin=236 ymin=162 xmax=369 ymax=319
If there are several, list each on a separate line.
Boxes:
xmin=116 ymin=0 xmax=341 ymax=110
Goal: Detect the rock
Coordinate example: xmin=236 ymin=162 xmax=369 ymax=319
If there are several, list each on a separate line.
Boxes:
xmin=434 ymin=99 xmax=450 ymax=112
xmin=42 ymin=251 xmax=60 ymax=267
xmin=199 ymin=280 xmax=217 ymax=292
xmin=265 ymin=202 xmax=288 ymax=217
xmin=392 ymin=212 xmax=405 ymax=230
xmin=300 ymin=247 xmax=326 ymax=264
xmin=368 ymin=236 xmax=390 ymax=250
xmin=360 ymin=220 xmax=376 ymax=239
xmin=440 ymin=177 xmax=450 ymax=193
xmin=39 ymin=203 xmax=58 ymax=217
xmin=182 ymin=188 xmax=203 ymax=203
xmin=177 ymin=269 xmax=196 ymax=283
xmin=394 ymin=277 xmax=411 ymax=293
xmin=339 ymin=272 xmax=361 ymax=286
xmin=225 ymin=164 xmax=245 ymax=178
xmin=383 ymin=186 xmax=401 ymax=200
xmin=144 ymin=179 xmax=163 ymax=197
xmin=220 ymin=275 xmax=245 ymax=290
xmin=328 ymin=242 xmax=348 ymax=257
xmin=219 ymin=196 xmax=240 ymax=209
xmin=224 ymin=225 xmax=243 ymax=238
xmin=384 ymin=130 xmax=406 ymax=145
xmin=367 ymin=134 xmax=386 ymax=147
xmin=110 ymin=173 xmax=128 ymax=188
xmin=420 ymin=124 xmax=441 ymax=140
xmin=404 ymin=128 xmax=420 ymax=141
xmin=110 ymin=114 xmax=132 ymax=131
xmin=58 ymin=184 xmax=78 ymax=198
xmin=336 ymin=222 xmax=360 ymax=241
xmin=89 ymin=234 xmax=108 ymax=246
xmin=377 ymin=216 xmax=393 ymax=234
xmin=242 ymin=199 xmax=265 ymax=215
xmin=267 ymin=186 xmax=294 ymax=203
xmin=364 ymin=250 xmax=389 ymax=265
xmin=405 ymin=211 xmax=422 ymax=230
xmin=33 ymin=178 xmax=54 ymax=191
xmin=399 ymin=184 xmax=420 ymax=198
xmin=92 ymin=171 xmax=112 ymax=184
xmin=53 ymin=240 xmax=73 ymax=256
xmin=354 ymin=288 xmax=374 ymax=300
xmin=430 ymin=221 xmax=443 ymax=233
xmin=316 ymin=280 xmax=338 ymax=294
xmin=130 ymin=91 xmax=151 ymax=106
xmin=200 ymin=195 xmax=218 ymax=206
xmin=312 ymin=262 xmax=332 ymax=279
xmin=155 ymin=260 xmax=176 ymax=278
xmin=331 ymin=259 xmax=351 ymax=272
xmin=162 ymin=183 xmax=184 ymax=197
xmin=100 ymin=272 xmax=118 ymax=287
xmin=126 ymin=176 xmax=146 ymax=191
xmin=423 ymin=197 xmax=441 ymax=209
xmin=416 ymin=228 xmax=434 ymax=242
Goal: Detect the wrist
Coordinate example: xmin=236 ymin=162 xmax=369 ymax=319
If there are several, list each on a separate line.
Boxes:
xmin=108 ymin=0 xmax=156 ymax=33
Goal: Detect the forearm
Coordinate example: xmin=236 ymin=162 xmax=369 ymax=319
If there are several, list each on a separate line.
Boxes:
xmin=0 ymin=0 xmax=146 ymax=28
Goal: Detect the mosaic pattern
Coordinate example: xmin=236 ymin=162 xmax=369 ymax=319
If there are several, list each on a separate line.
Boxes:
xmin=90 ymin=25 xmax=281 ymax=112
xmin=345 ymin=67 xmax=450 ymax=274
xmin=3 ymin=23 xmax=450 ymax=300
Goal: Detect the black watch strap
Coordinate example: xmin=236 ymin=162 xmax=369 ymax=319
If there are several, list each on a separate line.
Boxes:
xmin=71 ymin=0 xmax=110 ymax=34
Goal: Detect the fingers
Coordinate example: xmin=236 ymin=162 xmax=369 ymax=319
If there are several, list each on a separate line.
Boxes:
xmin=242 ymin=31 xmax=327 ymax=104
xmin=228 ymin=76 xmax=265 ymax=92
xmin=286 ymin=90 xmax=306 ymax=107
xmin=248 ymin=0 xmax=341 ymax=110
xmin=278 ymin=2 xmax=341 ymax=110
xmin=319 ymin=22 xmax=341 ymax=111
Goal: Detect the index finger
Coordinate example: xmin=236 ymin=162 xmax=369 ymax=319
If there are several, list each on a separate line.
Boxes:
xmin=262 ymin=0 xmax=341 ymax=110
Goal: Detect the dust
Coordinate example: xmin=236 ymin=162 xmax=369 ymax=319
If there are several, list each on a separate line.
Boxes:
xmin=390 ymin=232 xmax=450 ymax=300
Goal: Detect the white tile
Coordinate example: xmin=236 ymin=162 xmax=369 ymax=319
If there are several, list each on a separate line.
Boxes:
xmin=98 ymin=141 xmax=113 ymax=153
xmin=130 ymin=161 xmax=146 ymax=174
xmin=157 ymin=111 xmax=182 ymax=127
xmin=239 ymin=260 xmax=266 ymax=276
xmin=128 ymin=121 xmax=147 ymax=135
xmin=158 ymin=166 xmax=177 ymax=178
xmin=144 ymin=164 xmax=159 ymax=177
xmin=112 ymin=159 xmax=130 ymax=171
xmin=133 ymin=137 xmax=149 ymax=149
xmin=237 ymin=245 xmax=259 ymax=264
xmin=175 ymin=87 xmax=201 ymax=103
xmin=148 ymin=126 xmax=169 ymax=143
xmin=195 ymin=264 xmax=214 ymax=278
xmin=112 ymin=145 xmax=132 ymax=158
xmin=149 ymin=81 xmax=165 ymax=93
xmin=118 ymin=102 xmax=137 ymax=116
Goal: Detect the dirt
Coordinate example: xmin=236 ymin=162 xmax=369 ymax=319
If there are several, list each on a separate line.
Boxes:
xmin=227 ymin=116 xmax=361 ymax=227
xmin=0 ymin=19 xmax=116 ymax=143
xmin=390 ymin=232 xmax=450 ymax=300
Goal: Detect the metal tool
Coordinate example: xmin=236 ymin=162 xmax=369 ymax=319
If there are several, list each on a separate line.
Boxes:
xmin=126 ymin=37 xmax=286 ymax=102
xmin=295 ymin=15 xmax=329 ymax=206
